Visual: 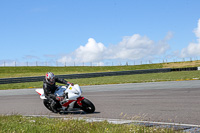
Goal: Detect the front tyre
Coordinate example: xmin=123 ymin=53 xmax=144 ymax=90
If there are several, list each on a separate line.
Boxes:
xmin=81 ymin=98 xmax=95 ymax=113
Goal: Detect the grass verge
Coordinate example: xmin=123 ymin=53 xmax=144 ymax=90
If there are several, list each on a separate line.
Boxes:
xmin=0 ymin=115 xmax=180 ymax=133
xmin=1 ymin=60 xmax=200 ymax=78
xmin=0 ymin=71 xmax=200 ymax=90
xmin=0 ymin=64 xmax=163 ymax=78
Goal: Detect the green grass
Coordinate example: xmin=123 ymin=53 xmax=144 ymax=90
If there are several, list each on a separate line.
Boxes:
xmin=0 ymin=64 xmax=164 ymax=78
xmin=1 ymin=60 xmax=200 ymax=79
xmin=0 ymin=115 xmax=180 ymax=133
xmin=0 ymin=61 xmax=200 ymax=90
xmin=1 ymin=71 xmax=200 ymax=90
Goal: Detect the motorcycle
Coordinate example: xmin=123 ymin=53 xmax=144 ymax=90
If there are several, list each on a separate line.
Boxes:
xmin=35 ymin=84 xmax=95 ymax=113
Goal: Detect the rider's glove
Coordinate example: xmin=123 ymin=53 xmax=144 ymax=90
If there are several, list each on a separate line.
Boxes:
xmin=67 ymin=82 xmax=74 ymax=86
xmin=56 ymin=96 xmax=64 ymax=101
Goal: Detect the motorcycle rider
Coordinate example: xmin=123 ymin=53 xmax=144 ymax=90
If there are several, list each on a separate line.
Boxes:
xmin=43 ymin=72 xmax=74 ymax=113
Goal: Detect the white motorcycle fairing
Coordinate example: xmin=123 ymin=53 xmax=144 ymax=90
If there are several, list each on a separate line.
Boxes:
xmin=35 ymin=84 xmax=95 ymax=113
xmin=35 ymin=89 xmax=46 ymax=99
xmin=55 ymin=84 xmax=82 ymax=100
xmin=55 ymin=84 xmax=83 ymax=111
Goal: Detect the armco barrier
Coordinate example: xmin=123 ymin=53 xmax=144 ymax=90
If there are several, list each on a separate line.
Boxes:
xmin=171 ymin=67 xmax=198 ymax=71
xmin=0 ymin=67 xmax=198 ymax=84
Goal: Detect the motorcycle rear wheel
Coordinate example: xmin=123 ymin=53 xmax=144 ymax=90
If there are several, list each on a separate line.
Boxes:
xmin=81 ymin=98 xmax=95 ymax=113
xmin=43 ymin=99 xmax=61 ymax=113
xmin=43 ymin=99 xmax=54 ymax=112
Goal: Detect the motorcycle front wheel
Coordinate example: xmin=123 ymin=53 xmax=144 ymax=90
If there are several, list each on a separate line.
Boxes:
xmin=81 ymin=98 xmax=95 ymax=113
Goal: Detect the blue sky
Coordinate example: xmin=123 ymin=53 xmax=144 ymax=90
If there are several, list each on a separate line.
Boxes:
xmin=1 ymin=0 xmax=200 ymax=66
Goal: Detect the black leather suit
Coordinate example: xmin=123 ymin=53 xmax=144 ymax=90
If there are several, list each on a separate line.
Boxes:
xmin=43 ymin=77 xmax=68 ymax=112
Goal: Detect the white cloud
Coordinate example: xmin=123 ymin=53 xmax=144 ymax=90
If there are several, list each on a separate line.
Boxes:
xmin=58 ymin=34 xmax=171 ymax=65
xmin=194 ymin=19 xmax=200 ymax=39
xmin=74 ymin=38 xmax=106 ymax=62
xmin=57 ymin=56 xmax=73 ymax=64
xmin=181 ymin=19 xmax=200 ymax=57
xmin=58 ymin=38 xmax=106 ymax=64
xmin=107 ymin=34 xmax=170 ymax=60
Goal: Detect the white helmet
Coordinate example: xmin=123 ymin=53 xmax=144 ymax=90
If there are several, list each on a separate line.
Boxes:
xmin=45 ymin=72 xmax=55 ymax=85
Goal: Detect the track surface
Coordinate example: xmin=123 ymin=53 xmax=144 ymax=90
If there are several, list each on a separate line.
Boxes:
xmin=0 ymin=80 xmax=200 ymax=125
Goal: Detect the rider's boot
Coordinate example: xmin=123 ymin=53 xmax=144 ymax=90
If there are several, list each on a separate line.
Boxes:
xmin=50 ymin=100 xmax=58 ymax=113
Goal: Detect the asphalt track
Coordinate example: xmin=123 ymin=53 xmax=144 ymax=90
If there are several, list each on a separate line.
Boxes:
xmin=0 ymin=80 xmax=200 ymax=125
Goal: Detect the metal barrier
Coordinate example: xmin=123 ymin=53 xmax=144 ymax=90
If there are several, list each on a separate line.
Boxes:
xmin=171 ymin=67 xmax=198 ymax=71
xmin=0 ymin=67 xmax=198 ymax=84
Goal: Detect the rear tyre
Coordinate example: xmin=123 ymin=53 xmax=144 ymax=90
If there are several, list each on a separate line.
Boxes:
xmin=43 ymin=99 xmax=60 ymax=113
xmin=43 ymin=99 xmax=54 ymax=112
xmin=81 ymin=98 xmax=95 ymax=113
